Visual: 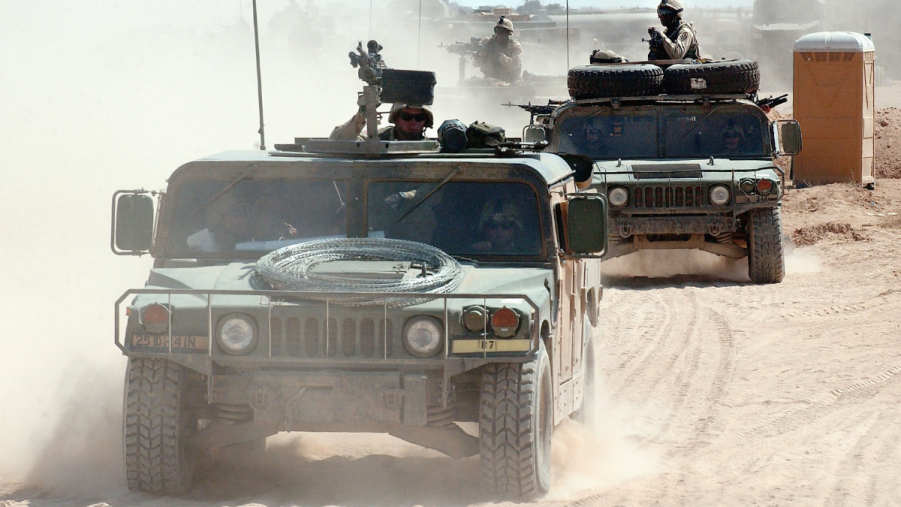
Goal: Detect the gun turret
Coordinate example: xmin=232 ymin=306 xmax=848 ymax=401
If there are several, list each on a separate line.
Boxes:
xmin=440 ymin=37 xmax=483 ymax=57
xmin=348 ymin=40 xmax=387 ymax=86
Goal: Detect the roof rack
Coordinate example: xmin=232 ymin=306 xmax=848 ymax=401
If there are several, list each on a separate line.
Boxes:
xmin=574 ymin=94 xmax=751 ymax=106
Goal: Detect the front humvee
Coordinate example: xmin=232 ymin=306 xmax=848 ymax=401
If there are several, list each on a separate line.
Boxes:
xmin=547 ymin=95 xmax=801 ymax=283
xmin=112 ymin=149 xmax=607 ymax=499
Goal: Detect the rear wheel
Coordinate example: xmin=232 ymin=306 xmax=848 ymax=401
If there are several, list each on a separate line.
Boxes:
xmin=124 ymin=358 xmax=201 ymax=495
xmin=479 ymin=342 xmax=553 ymax=500
xmin=747 ymin=207 xmax=785 ymax=284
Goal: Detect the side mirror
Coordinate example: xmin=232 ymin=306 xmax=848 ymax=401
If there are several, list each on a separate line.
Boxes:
xmin=772 ymin=120 xmax=802 ymax=156
xmin=112 ymin=191 xmax=154 ymax=255
xmin=565 ymin=194 xmax=608 ymax=257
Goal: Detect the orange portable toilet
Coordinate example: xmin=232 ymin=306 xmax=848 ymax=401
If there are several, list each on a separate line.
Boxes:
xmin=792 ymin=32 xmax=875 ymax=187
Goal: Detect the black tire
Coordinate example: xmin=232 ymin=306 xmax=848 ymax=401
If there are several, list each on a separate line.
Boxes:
xmin=567 ymin=64 xmax=664 ymax=100
xmin=663 ymin=59 xmax=760 ymax=95
xmin=747 ymin=207 xmax=785 ymax=284
xmin=480 ymin=342 xmax=553 ymax=500
xmin=124 ymin=358 xmax=200 ymax=495
xmin=572 ymin=322 xmax=596 ymax=428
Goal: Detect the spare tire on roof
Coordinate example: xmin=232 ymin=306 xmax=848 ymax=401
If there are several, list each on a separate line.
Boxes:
xmin=662 ymin=59 xmax=760 ymax=95
xmin=567 ymin=64 xmax=664 ymax=100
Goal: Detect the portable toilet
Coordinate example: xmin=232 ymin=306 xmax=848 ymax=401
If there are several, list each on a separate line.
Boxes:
xmin=792 ymin=32 xmax=875 ymax=187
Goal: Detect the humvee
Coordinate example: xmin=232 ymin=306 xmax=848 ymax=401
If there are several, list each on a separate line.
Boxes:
xmin=111 ymin=144 xmax=608 ymax=499
xmin=546 ymin=92 xmax=802 ymax=283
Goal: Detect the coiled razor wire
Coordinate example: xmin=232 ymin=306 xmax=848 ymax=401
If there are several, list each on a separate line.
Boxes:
xmin=256 ymin=238 xmax=463 ymax=307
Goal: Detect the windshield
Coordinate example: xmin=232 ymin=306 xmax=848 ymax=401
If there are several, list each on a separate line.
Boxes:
xmin=664 ymin=110 xmax=766 ymax=158
xmin=367 ymin=181 xmax=542 ymax=257
xmin=168 ymin=179 xmax=347 ymax=255
xmin=555 ymin=114 xmax=658 ymax=159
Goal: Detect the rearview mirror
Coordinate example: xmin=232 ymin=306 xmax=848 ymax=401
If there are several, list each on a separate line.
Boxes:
xmin=112 ymin=192 xmax=154 ymax=255
xmin=565 ymin=195 xmax=608 ymax=257
xmin=523 ymin=125 xmax=547 ymax=143
xmin=773 ymin=120 xmax=802 ymax=156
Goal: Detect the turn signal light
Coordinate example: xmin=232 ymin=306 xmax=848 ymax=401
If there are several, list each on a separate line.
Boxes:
xmin=142 ymin=304 xmax=170 ymax=335
xmin=756 ymin=179 xmax=773 ymax=195
xmin=491 ymin=307 xmax=520 ymax=338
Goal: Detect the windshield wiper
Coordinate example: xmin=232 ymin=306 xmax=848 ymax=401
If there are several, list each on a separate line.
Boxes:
xmin=395 ymin=166 xmax=462 ymax=223
xmin=189 ymin=163 xmax=258 ymax=220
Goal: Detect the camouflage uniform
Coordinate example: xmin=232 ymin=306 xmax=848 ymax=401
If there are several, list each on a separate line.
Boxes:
xmin=653 ymin=0 xmax=702 ymax=60
xmin=475 ymin=17 xmax=523 ymax=84
xmin=661 ymin=21 xmax=701 ymax=60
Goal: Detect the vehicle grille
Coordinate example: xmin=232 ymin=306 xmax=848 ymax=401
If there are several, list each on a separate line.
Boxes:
xmin=633 ymin=185 xmax=704 ymax=209
xmin=269 ymin=316 xmax=395 ymax=358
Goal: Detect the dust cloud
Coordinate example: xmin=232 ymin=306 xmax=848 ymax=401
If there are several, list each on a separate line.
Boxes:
xmin=0 ymin=0 xmax=569 ymax=499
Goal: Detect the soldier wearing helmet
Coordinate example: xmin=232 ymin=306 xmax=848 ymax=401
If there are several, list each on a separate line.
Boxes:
xmin=474 ymin=16 xmax=523 ymax=84
xmin=721 ymin=123 xmax=747 ymax=154
xmin=330 ymin=103 xmax=434 ymax=141
xmin=647 ymin=0 xmax=702 ymax=60
xmin=472 ymin=197 xmax=526 ymax=253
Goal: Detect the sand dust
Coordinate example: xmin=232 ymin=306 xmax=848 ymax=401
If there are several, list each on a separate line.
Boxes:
xmin=3 ymin=2 xmax=901 ymax=507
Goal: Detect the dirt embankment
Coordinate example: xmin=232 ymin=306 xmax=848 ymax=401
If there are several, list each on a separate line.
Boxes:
xmin=876 ymin=107 xmax=901 ymax=178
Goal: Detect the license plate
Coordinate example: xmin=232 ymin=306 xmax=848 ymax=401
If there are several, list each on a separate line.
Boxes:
xmin=131 ymin=335 xmax=209 ymax=351
xmin=452 ymin=339 xmax=530 ymax=354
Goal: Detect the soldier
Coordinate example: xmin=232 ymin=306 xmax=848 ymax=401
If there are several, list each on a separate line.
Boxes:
xmin=647 ymin=0 xmax=702 ymax=60
xmin=330 ymin=103 xmax=434 ymax=141
xmin=474 ymin=16 xmax=523 ymax=84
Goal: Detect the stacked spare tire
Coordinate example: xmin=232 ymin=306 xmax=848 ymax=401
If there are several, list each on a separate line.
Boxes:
xmin=567 ymin=59 xmax=760 ymax=100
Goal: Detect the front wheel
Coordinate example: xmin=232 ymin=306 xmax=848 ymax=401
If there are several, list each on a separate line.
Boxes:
xmin=124 ymin=358 xmax=200 ymax=495
xmin=747 ymin=207 xmax=785 ymax=284
xmin=479 ymin=342 xmax=553 ymax=500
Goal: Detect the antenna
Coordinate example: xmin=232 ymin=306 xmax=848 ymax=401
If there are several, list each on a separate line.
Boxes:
xmin=566 ymin=0 xmax=570 ymax=71
xmin=252 ymin=0 xmax=266 ymax=150
xmin=369 ymin=0 xmax=374 ymax=39
xmin=417 ymin=0 xmax=423 ymax=69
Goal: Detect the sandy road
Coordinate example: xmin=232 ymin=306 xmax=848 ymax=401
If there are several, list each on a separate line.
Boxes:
xmin=3 ymin=183 xmax=900 ymax=507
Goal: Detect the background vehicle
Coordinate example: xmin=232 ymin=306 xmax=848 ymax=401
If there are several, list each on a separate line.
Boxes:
xmin=544 ymin=61 xmax=801 ymax=283
xmin=111 ymin=144 xmax=608 ymax=499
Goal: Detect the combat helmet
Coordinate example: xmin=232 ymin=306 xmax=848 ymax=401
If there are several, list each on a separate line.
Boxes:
xmin=388 ymin=103 xmax=434 ymax=129
xmin=495 ymin=15 xmax=514 ymax=34
xmin=657 ymin=0 xmax=684 ymax=15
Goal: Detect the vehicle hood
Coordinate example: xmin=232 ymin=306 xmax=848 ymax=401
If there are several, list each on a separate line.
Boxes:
xmin=143 ymin=262 xmax=552 ymax=311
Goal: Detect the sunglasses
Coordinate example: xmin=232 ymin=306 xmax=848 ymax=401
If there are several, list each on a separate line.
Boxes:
xmin=399 ymin=112 xmax=427 ymax=122
xmin=724 ymin=133 xmax=740 ymax=139
xmin=487 ymin=221 xmax=515 ymax=230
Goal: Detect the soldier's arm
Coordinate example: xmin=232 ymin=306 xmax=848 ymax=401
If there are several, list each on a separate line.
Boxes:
xmin=329 ymin=112 xmax=366 ymax=141
xmin=497 ymin=42 xmax=523 ymax=71
xmin=661 ymin=29 xmax=694 ymax=59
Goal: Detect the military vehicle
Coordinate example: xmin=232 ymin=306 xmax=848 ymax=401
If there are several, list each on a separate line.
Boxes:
xmin=540 ymin=60 xmax=801 ymax=283
xmin=110 ymin=40 xmax=608 ymax=500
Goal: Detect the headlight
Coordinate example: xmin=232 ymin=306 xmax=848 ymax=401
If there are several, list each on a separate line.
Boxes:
xmin=403 ymin=316 xmax=444 ymax=357
xmin=491 ymin=307 xmax=521 ymax=338
xmin=709 ymin=185 xmax=731 ymax=205
xmin=462 ymin=306 xmax=488 ymax=332
xmin=216 ymin=314 xmax=257 ymax=355
xmin=141 ymin=303 xmax=169 ymax=335
xmin=607 ymin=187 xmax=629 ymax=208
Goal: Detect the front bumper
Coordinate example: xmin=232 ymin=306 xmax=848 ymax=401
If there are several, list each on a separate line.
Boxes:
xmin=610 ymin=214 xmax=737 ymax=237
xmin=212 ymin=370 xmax=430 ymax=427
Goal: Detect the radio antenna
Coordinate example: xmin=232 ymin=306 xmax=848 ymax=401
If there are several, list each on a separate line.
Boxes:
xmin=252 ymin=0 xmax=266 ymax=150
xmin=417 ymin=0 xmax=423 ymax=69
xmin=566 ymin=0 xmax=570 ymax=71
